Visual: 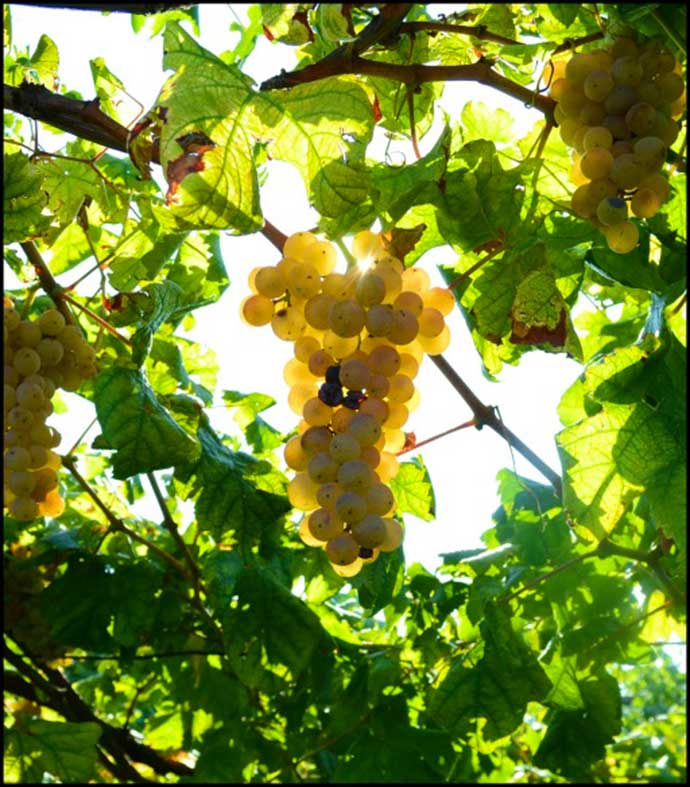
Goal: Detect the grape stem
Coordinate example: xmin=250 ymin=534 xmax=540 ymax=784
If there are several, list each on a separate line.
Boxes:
xmin=61 ymin=292 xmax=133 ymax=346
xmin=19 ymin=241 xmax=75 ymax=326
xmin=396 ymin=418 xmax=476 ymax=455
xmin=428 ymin=353 xmax=563 ymax=496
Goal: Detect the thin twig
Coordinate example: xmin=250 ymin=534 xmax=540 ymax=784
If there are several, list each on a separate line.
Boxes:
xmin=396 ymin=418 xmax=476 ymax=456
xmin=406 ymin=88 xmax=421 ymax=160
xmin=429 ymin=354 xmax=563 ymax=495
xmin=444 ymin=244 xmax=504 ymax=291
xmin=398 ymin=21 xmax=520 ymax=47
xmin=498 ymin=548 xmax=599 ymax=604
xmin=260 ymin=218 xmax=288 ymax=253
xmin=61 ymin=292 xmax=133 ymax=346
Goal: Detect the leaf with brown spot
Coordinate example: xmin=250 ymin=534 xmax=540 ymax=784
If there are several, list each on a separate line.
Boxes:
xmin=380 ymin=224 xmax=427 ymax=265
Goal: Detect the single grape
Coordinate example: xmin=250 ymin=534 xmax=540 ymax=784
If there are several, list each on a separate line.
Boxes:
xmin=580 ymin=147 xmax=614 ymax=180
xmin=288 ymin=383 xmax=318 ymax=415
xmin=604 ymin=221 xmax=640 ymax=254
xmin=610 ymin=154 xmax=645 ymax=190
xmin=625 ymin=102 xmax=657 ymax=136
xmin=9 ymin=496 xmax=39 ymax=522
xmin=287 ymin=472 xmax=320 ymax=511
xmin=611 ymin=56 xmax=643 ymax=87
xmin=302 ymin=240 xmax=337 ymax=275
xmin=329 ymin=433 xmax=361 ymax=463
xmin=340 ymin=359 xmax=372 ymax=391
xmin=343 ymin=389 xmax=366 ymax=410
xmin=329 ymin=299 xmax=366 ymax=338
xmin=254 ymin=265 xmax=287 ymax=298
xmin=317 ymin=481 xmax=342 ymax=510
xmin=366 ymin=483 xmax=395 ymax=516
xmin=388 ymin=374 xmax=415 ymax=404
xmin=631 ymin=188 xmax=661 ymax=218
xmin=13 ymin=347 xmax=41 ymax=377
xmin=355 ymin=271 xmax=386 ymax=307
xmin=583 ymin=69 xmax=614 ymax=101
xmin=271 ymin=306 xmax=306 ymax=342
xmin=367 ymin=345 xmax=400 ymax=377
xmin=301 ymin=425 xmax=333 ymax=456
xmin=632 ymin=136 xmax=666 ymax=172
xmin=359 ymin=396 xmax=389 ymax=424
xmin=347 ymin=413 xmax=382 ymax=446
xmin=287 ymin=263 xmax=322 ymax=300
xmin=16 ymin=320 xmax=42 ymax=347
xmin=284 ymin=436 xmax=309 ymax=471
xmin=351 ymin=514 xmax=387 ymax=548
xmin=284 ymin=231 xmax=318 ymax=261
xmin=394 ymin=290 xmax=424 ymax=316
xmin=318 ymin=382 xmax=344 ymax=407
xmin=303 ymin=396 xmax=334 ymax=427
xmin=352 ymin=229 xmax=384 ymax=261
xmin=423 ymin=287 xmax=455 ymax=315
xmin=583 ymin=126 xmax=613 ymax=151
xmin=596 ymin=196 xmax=629 ymax=226
xmin=307 ymin=452 xmax=340 ymax=484
xmin=308 ymin=349 xmax=336 ymax=377
xmin=241 ymin=294 xmax=273 ymax=326
xmin=308 ymin=508 xmax=342 ymax=541
xmin=604 ymin=85 xmax=637 ymax=116
xmin=335 ymin=491 xmax=367 ymax=524
xmin=326 ymin=532 xmax=360 ymax=565
xmin=379 ymin=518 xmax=404 ymax=552
xmin=388 ymin=308 xmax=419 ymax=345
xmin=337 ymin=459 xmax=374 ymax=494
xmin=365 ymin=304 xmax=394 ymax=337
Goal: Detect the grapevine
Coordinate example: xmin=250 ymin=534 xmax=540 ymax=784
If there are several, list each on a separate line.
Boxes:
xmin=3 ymin=297 xmax=97 ymax=522
xmin=549 ymin=34 xmax=686 ymax=253
xmin=241 ymin=229 xmax=454 ymax=577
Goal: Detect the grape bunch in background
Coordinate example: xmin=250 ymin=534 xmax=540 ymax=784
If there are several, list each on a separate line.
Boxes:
xmin=549 ymin=35 xmax=685 ymax=253
xmin=241 ymin=230 xmax=454 ymax=577
xmin=4 ymin=298 xmax=97 ymax=522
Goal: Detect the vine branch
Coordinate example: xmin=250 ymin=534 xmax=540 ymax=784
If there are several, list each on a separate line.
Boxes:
xmin=429 ymin=354 xmax=563 ymax=496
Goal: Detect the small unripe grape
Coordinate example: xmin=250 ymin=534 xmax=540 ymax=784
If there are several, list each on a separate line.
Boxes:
xmin=308 ymin=452 xmax=340 ymax=483
xmin=329 ymin=433 xmax=361 ymax=463
xmin=335 ymin=491 xmax=367 ymax=524
xmin=596 ymin=196 xmax=629 ymax=226
xmin=356 ymin=271 xmax=386 ymax=307
xmin=284 ymin=436 xmax=309 ymax=471
xmin=347 ymin=413 xmax=382 ymax=447
xmin=379 ymin=518 xmax=403 ymax=552
xmin=13 ymin=347 xmax=41 ymax=376
xmin=351 ymin=514 xmax=387 ymax=548
xmin=10 ymin=496 xmax=39 ymax=522
xmin=367 ymin=345 xmax=400 ymax=377
xmin=326 ymin=532 xmax=360 ymax=565
xmin=365 ymin=304 xmax=394 ymax=337
xmin=340 ymin=359 xmax=371 ymax=391
xmin=308 ymin=508 xmax=342 ymax=541
xmin=241 ymin=294 xmax=273 ymax=326
xmin=337 ymin=459 xmax=374 ymax=494
xmin=284 ymin=231 xmax=318 ymax=261
xmin=302 ymin=240 xmax=337 ymax=275
xmin=583 ymin=69 xmax=614 ymax=101
xmin=366 ymin=483 xmax=395 ymax=516
xmin=631 ymin=188 xmax=661 ymax=218
xmin=604 ymin=221 xmax=639 ymax=254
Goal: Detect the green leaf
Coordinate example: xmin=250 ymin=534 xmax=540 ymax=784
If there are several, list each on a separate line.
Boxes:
xmin=350 ymin=549 xmax=404 ymax=613
xmin=186 ymin=417 xmax=290 ymax=542
xmin=461 ymin=101 xmax=515 ymax=146
xmin=543 ymin=656 xmax=585 ymax=711
xmin=428 ymin=604 xmax=551 ymax=739
xmin=534 ymin=671 xmax=622 ymax=778
xmin=29 ymin=34 xmax=59 ymax=89
xmin=93 ymin=366 xmax=200 ymax=479
xmin=131 ymin=280 xmax=188 ymax=365
xmin=90 ymin=56 xmax=129 ymax=126
xmin=228 ymin=565 xmax=328 ymax=676
xmin=3 ymin=152 xmax=50 ymax=243
xmin=223 ymin=390 xmax=283 ymax=453
xmin=167 ymin=231 xmax=229 ymax=307
xmin=153 ymin=22 xmax=263 ymax=233
xmin=4 ymin=720 xmax=101 ymax=784
xmin=109 ymin=223 xmax=181 ymax=291
xmin=390 ymin=457 xmax=435 ymax=520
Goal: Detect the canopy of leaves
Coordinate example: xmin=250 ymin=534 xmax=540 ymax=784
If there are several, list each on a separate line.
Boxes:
xmin=3 ymin=3 xmax=686 ymax=785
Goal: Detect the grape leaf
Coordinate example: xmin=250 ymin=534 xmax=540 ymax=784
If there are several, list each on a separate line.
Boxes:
xmin=3 ymin=152 xmax=50 ymax=243
xmin=93 ymin=366 xmax=200 ymax=479
xmin=4 ymin=720 xmax=101 ymax=784
xmin=390 ymin=456 xmax=435 ymax=520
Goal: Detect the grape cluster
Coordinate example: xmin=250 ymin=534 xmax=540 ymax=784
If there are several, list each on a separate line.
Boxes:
xmin=240 ymin=230 xmax=454 ymax=577
xmin=549 ymin=35 xmax=685 ymax=253
xmin=4 ymin=297 xmax=97 ymax=522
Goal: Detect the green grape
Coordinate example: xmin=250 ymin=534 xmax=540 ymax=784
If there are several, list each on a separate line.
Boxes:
xmin=335 ymin=491 xmax=367 ymax=524
xmin=631 ymin=187 xmax=662 ymax=218
xmin=611 ymin=56 xmax=643 ymax=86
xmin=565 ymin=52 xmax=598 ymax=84
xmin=339 ymin=358 xmax=371 ymax=390
xmin=35 ymin=338 xmax=64 ymax=367
xmin=8 ymin=470 xmax=36 ymax=496
xmin=57 ymin=324 xmax=85 ymax=350
xmin=625 ymin=102 xmax=657 ymax=136
xmin=301 ymin=425 xmax=333 ymax=456
xmin=355 ymin=271 xmax=386 ymax=307
xmin=337 ymin=459 xmax=374 ymax=494
xmin=302 ymin=240 xmax=337 ymax=275
xmin=604 ymin=220 xmax=640 ymax=254
xmin=388 ymin=308 xmax=418 ymax=345
xmin=393 ymin=290 xmax=424 ymax=317
xmin=367 ymin=345 xmax=400 ymax=377
xmin=9 ymin=496 xmax=39 ymax=522
xmin=287 ymin=472 xmax=320 ymax=511
xmin=294 ymin=335 xmax=321 ymax=363
xmin=656 ymin=72 xmax=685 ymax=103
xmin=417 ymin=307 xmax=445 ymax=338
xmin=610 ymin=154 xmax=645 ymax=190
xmin=308 ymin=349 xmax=335 ymax=377
xmin=283 ymin=231 xmax=318 ymax=261
xmin=603 ymin=114 xmax=632 ymax=141
xmin=379 ymin=518 xmax=403 ymax=552
xmin=596 ymin=196 xmax=629 ymax=225
xmin=637 ymin=80 xmax=663 ymax=108
xmin=571 ymin=183 xmax=596 ymax=218
xmin=549 ymin=78 xmax=571 ymax=101
xmin=346 ymin=413 xmax=382 ymax=447
xmin=365 ymin=304 xmax=394 ymax=337
xmin=388 ymin=374 xmax=415 ymax=404
xmin=307 ymin=508 xmax=342 ymax=541
xmin=271 ymin=305 xmax=306 ymax=341
xmin=351 ymin=514 xmax=387 ymax=548
xmin=638 ymin=173 xmax=670 ymax=202
xmin=417 ymin=323 xmax=451 ymax=355
xmin=423 ymin=287 xmax=454 ymax=316
xmin=241 ymin=294 xmax=273 ymax=326
xmin=583 ymin=69 xmax=614 ymax=101
xmin=15 ymin=381 xmax=45 ymax=410
xmin=580 ymin=146 xmax=614 ymax=179
xmin=287 ymin=263 xmax=322 ymax=300
xmin=322 ymin=272 xmax=357 ymax=300
xmin=316 ymin=481 xmax=342 ymax=510
xmin=5 ymin=446 xmax=31 ymax=471
xmin=254 ymin=265 xmax=287 ymax=298
xmin=633 ymin=136 xmax=666 ymax=172
xmin=16 ymin=320 xmax=42 ymax=347
xmin=7 ymin=406 xmax=34 ymax=430
xmin=328 ymin=299 xmax=366 ymax=338
xmin=611 ymin=37 xmax=638 ymax=60
xmin=307 ymin=452 xmax=340 ymax=484
xmin=384 ymin=400 xmax=409 ymax=430
xmin=299 ymin=517 xmax=325 ymax=546
xmin=351 ymin=229 xmax=384 ymax=261
xmin=288 ymin=383 xmax=317 ymax=415
xmin=329 ymin=433 xmax=361 ymax=463
xmin=322 ymin=330 xmax=359 ymax=361
xmin=284 ymin=436 xmax=309 ymax=471
xmin=304 ymin=293 xmax=336 ymax=330
xmin=325 ymin=532 xmax=360 ymax=565
xmin=604 ymin=85 xmax=637 ymax=115
xmin=4 ymin=306 xmax=21 ymax=332
xmin=398 ymin=352 xmax=420 ymax=379
xmin=366 ymin=483 xmax=395 ymax=516
xmin=367 ymin=371 xmax=390 ymax=398
xmin=359 ymin=397 xmax=389 ymax=424
xmin=558 ymin=89 xmax=586 ymax=118
xmin=583 ymin=126 xmax=614 ymax=151
xmin=401 ymin=267 xmax=430 ymax=295
xmin=303 ymin=397 xmax=334 ymax=427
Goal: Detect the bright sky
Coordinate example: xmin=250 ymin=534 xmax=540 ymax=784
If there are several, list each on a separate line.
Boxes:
xmin=8 ymin=3 xmax=585 ymax=573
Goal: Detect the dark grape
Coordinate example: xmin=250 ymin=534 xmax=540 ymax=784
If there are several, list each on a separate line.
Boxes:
xmin=318 ymin=382 xmax=344 ymax=407
xmin=343 ymin=390 xmax=366 ymax=410
xmin=325 ymin=364 xmax=341 ymax=384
